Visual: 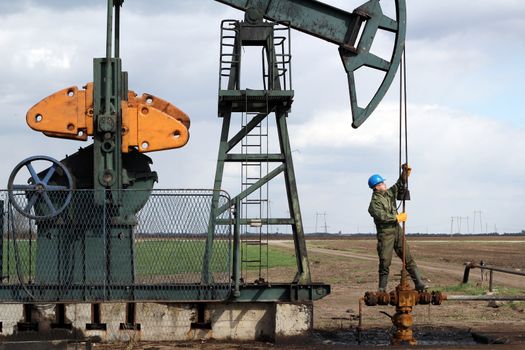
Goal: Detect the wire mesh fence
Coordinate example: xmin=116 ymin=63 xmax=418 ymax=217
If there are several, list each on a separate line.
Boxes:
xmin=0 ymin=189 xmax=232 ymax=303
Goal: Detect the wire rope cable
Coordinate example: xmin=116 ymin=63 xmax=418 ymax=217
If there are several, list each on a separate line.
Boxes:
xmin=398 ymin=48 xmax=409 ymax=270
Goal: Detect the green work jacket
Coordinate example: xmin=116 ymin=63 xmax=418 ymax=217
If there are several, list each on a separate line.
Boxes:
xmin=368 ymin=176 xmax=405 ymax=231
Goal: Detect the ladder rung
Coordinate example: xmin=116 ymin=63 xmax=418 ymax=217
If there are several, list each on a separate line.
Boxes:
xmin=243 ymin=140 xmax=263 ymax=144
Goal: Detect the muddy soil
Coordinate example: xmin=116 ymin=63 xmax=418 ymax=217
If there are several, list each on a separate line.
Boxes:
xmin=97 ymin=237 xmax=525 ymax=349
xmin=268 ymin=237 xmax=525 ymax=329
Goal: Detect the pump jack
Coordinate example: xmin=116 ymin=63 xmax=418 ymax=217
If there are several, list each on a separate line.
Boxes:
xmin=5 ymin=0 xmax=406 ymax=304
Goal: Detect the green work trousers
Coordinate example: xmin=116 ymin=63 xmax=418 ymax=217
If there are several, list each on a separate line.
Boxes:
xmin=376 ymin=225 xmax=417 ymax=279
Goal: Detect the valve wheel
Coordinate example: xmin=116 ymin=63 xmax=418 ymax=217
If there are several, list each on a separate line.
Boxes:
xmin=7 ymin=155 xmax=73 ymax=220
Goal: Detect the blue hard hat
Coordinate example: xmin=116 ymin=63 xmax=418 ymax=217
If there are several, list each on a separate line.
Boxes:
xmin=368 ymin=174 xmax=386 ymax=189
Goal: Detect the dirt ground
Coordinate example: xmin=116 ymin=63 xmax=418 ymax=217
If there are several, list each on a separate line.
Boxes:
xmin=297 ymin=236 xmax=525 ymax=328
xmin=90 ymin=236 xmax=525 ymax=349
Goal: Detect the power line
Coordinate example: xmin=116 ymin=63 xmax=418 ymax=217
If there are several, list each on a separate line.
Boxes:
xmin=473 ymin=210 xmax=483 ymax=233
xmin=450 ymin=216 xmax=470 ymax=234
xmin=315 ymin=212 xmax=328 ymax=234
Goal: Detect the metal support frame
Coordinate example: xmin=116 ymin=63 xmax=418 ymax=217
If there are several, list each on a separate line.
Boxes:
xmin=94 ymin=0 xmax=125 ymax=203
xmin=205 ymin=19 xmax=312 ymax=286
xmin=463 ymin=261 xmax=525 ymax=292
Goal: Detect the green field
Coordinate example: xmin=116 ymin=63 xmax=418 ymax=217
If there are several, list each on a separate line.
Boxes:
xmin=1 ymin=239 xmax=296 ymax=278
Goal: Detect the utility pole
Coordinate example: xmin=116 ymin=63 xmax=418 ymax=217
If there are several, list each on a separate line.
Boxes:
xmin=460 ymin=216 xmax=469 ymax=234
xmin=315 ymin=212 xmax=327 ymax=234
xmin=473 ymin=210 xmax=483 ymax=234
xmin=452 ymin=216 xmax=470 ymax=234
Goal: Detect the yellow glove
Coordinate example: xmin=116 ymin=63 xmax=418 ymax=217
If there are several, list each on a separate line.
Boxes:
xmin=401 ymin=163 xmax=412 ymax=177
xmin=396 ymin=212 xmax=407 ymax=223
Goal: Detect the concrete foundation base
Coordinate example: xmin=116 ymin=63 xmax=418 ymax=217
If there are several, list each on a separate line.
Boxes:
xmin=0 ymin=302 xmax=312 ymax=342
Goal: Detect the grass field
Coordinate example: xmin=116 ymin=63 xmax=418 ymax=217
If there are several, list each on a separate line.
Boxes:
xmin=0 ymin=238 xmax=297 ymax=278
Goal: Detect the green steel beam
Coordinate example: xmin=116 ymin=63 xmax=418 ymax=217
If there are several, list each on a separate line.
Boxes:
xmin=234 ymin=283 xmax=330 ymax=302
xmin=225 ymin=154 xmax=285 ymax=162
xmin=0 ymin=283 xmax=330 ymax=303
xmin=216 ymin=164 xmax=285 ymax=216
xmin=216 ymin=218 xmax=294 ymax=225
xmin=232 ymin=197 xmax=241 ymax=297
xmin=203 ymin=113 xmax=233 ymax=284
xmin=215 ymin=0 xmax=362 ymax=47
xmin=227 ymin=112 xmax=268 ymax=152
xmin=275 ymin=111 xmax=310 ymax=284
xmin=219 ymin=90 xmax=294 ymax=98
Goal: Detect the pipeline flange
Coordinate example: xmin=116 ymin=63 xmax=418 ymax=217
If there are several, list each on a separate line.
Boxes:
xmin=364 ymin=291 xmax=378 ymax=306
xmin=418 ymin=291 xmax=432 ymax=305
xmin=432 ymin=291 xmax=447 ymax=305
xmin=364 ymin=291 xmax=391 ymax=306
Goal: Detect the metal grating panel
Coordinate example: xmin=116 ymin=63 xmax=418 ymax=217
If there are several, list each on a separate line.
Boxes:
xmin=0 ymin=189 xmax=232 ymax=302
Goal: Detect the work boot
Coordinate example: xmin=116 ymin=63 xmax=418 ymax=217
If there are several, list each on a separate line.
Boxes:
xmin=408 ymin=268 xmax=427 ymax=291
xmin=378 ymin=274 xmax=389 ymax=292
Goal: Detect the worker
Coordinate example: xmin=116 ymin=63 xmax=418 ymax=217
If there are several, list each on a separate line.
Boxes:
xmin=367 ymin=164 xmax=426 ymax=292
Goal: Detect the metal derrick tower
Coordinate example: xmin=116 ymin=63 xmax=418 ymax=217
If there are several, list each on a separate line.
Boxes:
xmin=207 ymin=17 xmax=310 ymax=284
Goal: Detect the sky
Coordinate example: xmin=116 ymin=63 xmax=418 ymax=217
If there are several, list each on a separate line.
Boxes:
xmin=0 ymin=0 xmax=524 ymax=234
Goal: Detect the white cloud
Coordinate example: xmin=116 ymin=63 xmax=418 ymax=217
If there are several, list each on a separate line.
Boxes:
xmin=17 ymin=47 xmax=72 ymax=70
xmin=0 ymin=0 xmax=524 ymax=234
xmin=288 ymin=102 xmax=525 ymax=233
xmin=293 ymin=107 xmax=396 ymax=149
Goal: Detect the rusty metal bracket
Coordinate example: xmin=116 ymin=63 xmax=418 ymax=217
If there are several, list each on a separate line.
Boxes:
xmin=463 ymin=261 xmax=525 ymax=292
